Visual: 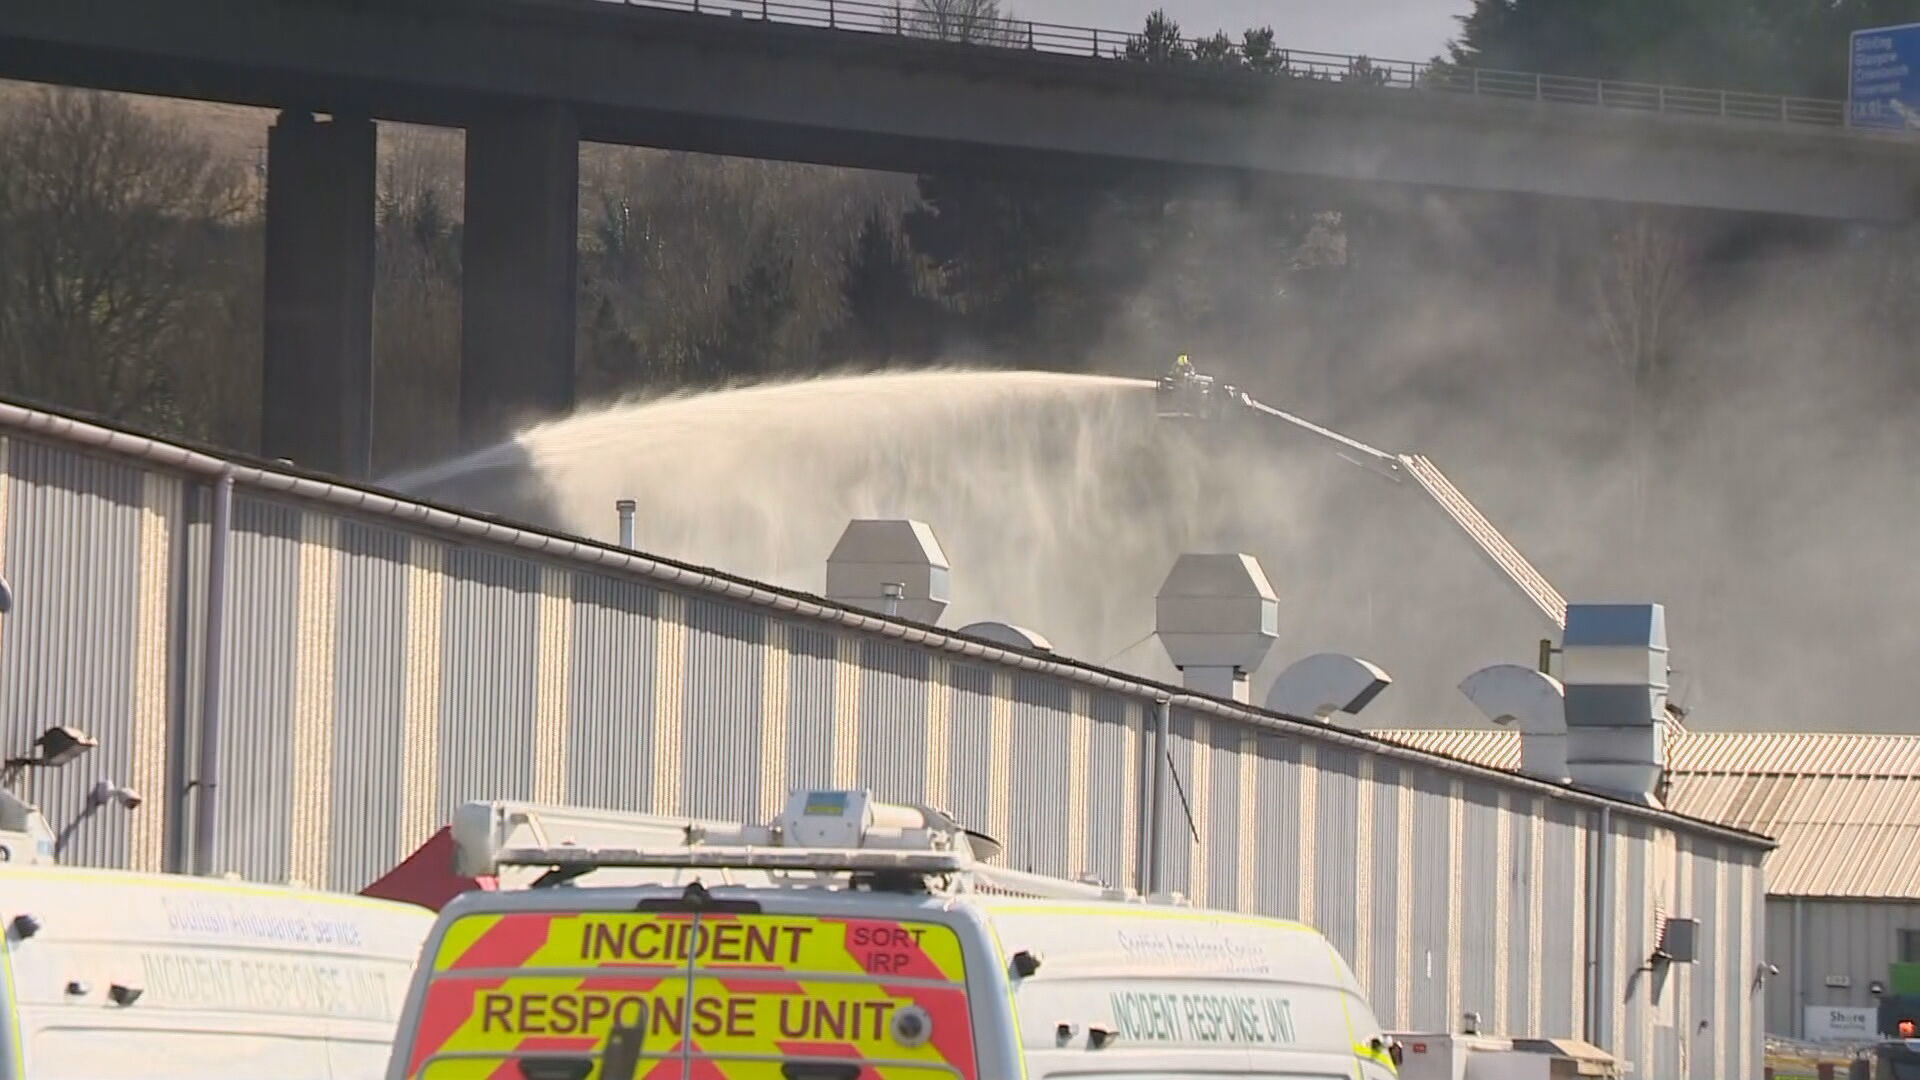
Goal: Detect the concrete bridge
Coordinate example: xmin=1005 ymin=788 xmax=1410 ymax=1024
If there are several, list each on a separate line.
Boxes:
xmin=2 ymin=0 xmax=1916 ymax=476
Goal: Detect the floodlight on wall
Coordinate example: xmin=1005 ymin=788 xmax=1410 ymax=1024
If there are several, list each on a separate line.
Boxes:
xmin=0 ymin=570 xmax=12 ymax=615
xmin=53 ymin=776 xmax=144 ymax=858
xmin=87 ymin=779 xmax=143 ymax=812
xmin=5 ymin=726 xmax=97 ymax=771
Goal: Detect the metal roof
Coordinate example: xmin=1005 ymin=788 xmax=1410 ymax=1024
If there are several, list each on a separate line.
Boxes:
xmin=1377 ymin=728 xmax=1920 ymax=900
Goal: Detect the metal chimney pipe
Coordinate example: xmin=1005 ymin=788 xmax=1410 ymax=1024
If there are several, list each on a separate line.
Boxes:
xmin=615 ymin=499 xmax=636 ymax=549
xmin=881 ymin=582 xmax=905 ymax=618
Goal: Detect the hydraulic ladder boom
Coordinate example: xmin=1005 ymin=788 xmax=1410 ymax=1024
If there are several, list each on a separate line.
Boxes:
xmin=1154 ymin=360 xmax=1568 ymax=629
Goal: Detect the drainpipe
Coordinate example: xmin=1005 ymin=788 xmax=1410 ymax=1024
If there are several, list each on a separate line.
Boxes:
xmin=1146 ymin=696 xmax=1171 ymax=895
xmin=1586 ymin=802 xmax=1613 ymax=1046
xmin=1584 ymin=805 xmax=1597 ymax=1040
xmin=1793 ymin=897 xmax=1806 ymax=1038
xmin=190 ymin=469 xmax=234 ymax=876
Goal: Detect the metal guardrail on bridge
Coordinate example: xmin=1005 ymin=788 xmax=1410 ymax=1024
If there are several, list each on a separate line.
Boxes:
xmin=607 ymin=0 xmax=1864 ymax=133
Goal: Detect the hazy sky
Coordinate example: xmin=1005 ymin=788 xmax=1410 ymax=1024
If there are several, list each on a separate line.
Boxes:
xmin=1012 ymin=1 xmax=1471 ymax=62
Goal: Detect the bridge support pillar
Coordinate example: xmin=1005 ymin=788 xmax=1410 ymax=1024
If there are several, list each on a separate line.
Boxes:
xmin=460 ymin=104 xmax=580 ymax=448
xmin=262 ymin=111 xmax=377 ymax=478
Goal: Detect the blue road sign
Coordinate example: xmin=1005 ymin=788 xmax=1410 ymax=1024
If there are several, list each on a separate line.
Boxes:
xmin=1850 ymin=22 xmax=1920 ymax=130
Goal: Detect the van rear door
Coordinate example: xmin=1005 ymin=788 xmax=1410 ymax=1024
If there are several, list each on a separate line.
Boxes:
xmin=398 ymin=890 xmax=980 ymax=1079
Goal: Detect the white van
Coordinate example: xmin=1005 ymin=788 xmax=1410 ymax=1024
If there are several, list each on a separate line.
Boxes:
xmin=0 ymin=862 xmax=435 ymax=1080
xmin=386 ymin=789 xmax=1399 ymax=1080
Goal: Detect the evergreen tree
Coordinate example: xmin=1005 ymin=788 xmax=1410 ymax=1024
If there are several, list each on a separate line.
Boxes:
xmin=1448 ymin=0 xmax=1920 ymax=97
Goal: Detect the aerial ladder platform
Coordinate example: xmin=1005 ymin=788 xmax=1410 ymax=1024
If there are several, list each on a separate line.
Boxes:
xmin=1155 ymin=358 xmax=1568 ymax=630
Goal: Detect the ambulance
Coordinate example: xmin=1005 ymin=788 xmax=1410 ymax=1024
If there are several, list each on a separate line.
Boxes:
xmin=0 ymin=860 xmax=435 ymax=1080
xmin=385 ymin=788 xmax=1400 ymax=1079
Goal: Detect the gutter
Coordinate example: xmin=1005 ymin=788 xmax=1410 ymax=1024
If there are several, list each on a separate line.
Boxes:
xmin=1793 ymin=896 xmax=1806 ymax=1038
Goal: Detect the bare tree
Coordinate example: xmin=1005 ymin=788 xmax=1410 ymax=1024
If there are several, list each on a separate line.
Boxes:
xmin=372 ymin=124 xmax=464 ymax=470
xmin=906 ymin=0 xmax=1023 ymax=46
xmin=1593 ymin=207 xmax=1693 ymax=541
xmin=0 ymin=88 xmax=249 ymax=432
xmin=576 ymin=146 xmax=915 ymax=393
xmin=1595 ymin=209 xmax=1691 ymax=393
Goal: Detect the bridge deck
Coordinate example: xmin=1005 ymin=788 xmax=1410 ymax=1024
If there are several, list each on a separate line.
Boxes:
xmin=0 ymin=0 xmax=1915 ymax=218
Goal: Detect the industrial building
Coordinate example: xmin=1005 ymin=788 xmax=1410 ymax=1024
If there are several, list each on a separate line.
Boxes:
xmin=0 ymin=396 xmax=1768 ymax=1079
xmin=1385 ymin=724 xmax=1920 ymax=1043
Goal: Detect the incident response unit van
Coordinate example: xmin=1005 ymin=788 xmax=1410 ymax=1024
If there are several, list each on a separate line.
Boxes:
xmin=385 ymin=788 xmax=1399 ymax=1080
xmin=0 ymin=861 xmax=435 ymax=1080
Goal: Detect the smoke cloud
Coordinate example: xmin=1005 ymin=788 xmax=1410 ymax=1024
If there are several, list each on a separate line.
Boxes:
xmin=390 ymin=191 xmax=1920 ymax=735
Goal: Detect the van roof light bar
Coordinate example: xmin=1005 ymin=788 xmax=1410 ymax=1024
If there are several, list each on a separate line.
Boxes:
xmin=495 ymin=845 xmax=974 ymax=878
xmin=453 ymin=789 xmax=1004 ymax=880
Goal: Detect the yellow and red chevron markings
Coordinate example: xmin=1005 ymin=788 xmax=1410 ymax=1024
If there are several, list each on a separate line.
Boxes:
xmin=406 ymin=911 xmax=977 ymax=1080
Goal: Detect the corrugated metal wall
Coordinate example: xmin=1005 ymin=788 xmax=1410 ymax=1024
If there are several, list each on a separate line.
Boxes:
xmin=0 ymin=437 xmax=178 ymax=871
xmin=0 ymin=430 xmax=1770 ymax=1080
xmin=1767 ymin=896 xmax=1920 ymax=1038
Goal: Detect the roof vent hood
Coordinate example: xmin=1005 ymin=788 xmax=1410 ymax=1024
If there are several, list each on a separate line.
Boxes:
xmin=956 ymin=621 xmax=1053 ymax=653
xmin=1154 ymin=552 xmax=1278 ymax=704
xmin=1459 ymin=664 xmax=1568 ymax=782
xmin=1266 ymin=652 xmax=1392 ymax=724
xmin=1560 ymin=602 xmax=1670 ymax=806
xmin=825 ymin=519 xmax=951 ymax=625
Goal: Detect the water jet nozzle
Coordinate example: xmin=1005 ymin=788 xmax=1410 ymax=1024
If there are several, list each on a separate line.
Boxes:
xmin=1153 ymin=356 xmax=1248 ymax=424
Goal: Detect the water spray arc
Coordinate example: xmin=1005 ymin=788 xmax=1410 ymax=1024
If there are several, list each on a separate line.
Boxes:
xmin=387 ymin=367 xmax=1568 ymax=727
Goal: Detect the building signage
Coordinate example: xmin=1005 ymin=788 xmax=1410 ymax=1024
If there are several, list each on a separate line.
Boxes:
xmin=1806 ymin=1006 xmax=1876 ymax=1043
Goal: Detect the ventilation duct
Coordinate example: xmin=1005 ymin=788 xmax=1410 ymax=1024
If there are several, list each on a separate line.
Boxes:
xmin=1459 ymin=664 xmax=1568 ymax=782
xmin=1154 ymin=553 xmax=1278 ymax=703
xmin=1265 ymin=652 xmax=1392 ymax=723
xmin=1560 ymin=603 xmax=1669 ymax=806
xmin=956 ymin=621 xmax=1053 ymax=653
xmin=824 ymin=519 xmax=951 ymax=625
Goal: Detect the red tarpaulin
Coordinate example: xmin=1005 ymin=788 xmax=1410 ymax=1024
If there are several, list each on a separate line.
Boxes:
xmin=359 ymin=826 xmax=496 ymax=911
